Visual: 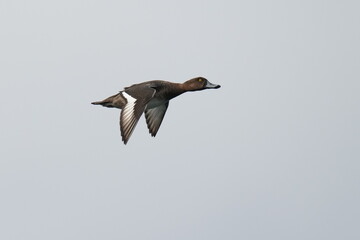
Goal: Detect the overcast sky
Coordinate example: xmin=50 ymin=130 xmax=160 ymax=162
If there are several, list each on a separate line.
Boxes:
xmin=1 ymin=0 xmax=359 ymax=239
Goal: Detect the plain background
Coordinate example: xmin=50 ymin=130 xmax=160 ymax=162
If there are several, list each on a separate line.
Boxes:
xmin=1 ymin=0 xmax=359 ymax=239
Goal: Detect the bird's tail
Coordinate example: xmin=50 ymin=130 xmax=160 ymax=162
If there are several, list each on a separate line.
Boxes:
xmin=91 ymin=93 xmax=125 ymax=109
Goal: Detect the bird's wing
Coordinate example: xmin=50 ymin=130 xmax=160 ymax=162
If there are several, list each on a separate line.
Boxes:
xmin=120 ymin=87 xmax=156 ymax=144
xmin=145 ymin=102 xmax=169 ymax=137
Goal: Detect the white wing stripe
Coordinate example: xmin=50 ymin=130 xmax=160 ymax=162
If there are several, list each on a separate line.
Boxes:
xmin=121 ymin=92 xmax=138 ymax=141
xmin=122 ymin=92 xmax=137 ymax=117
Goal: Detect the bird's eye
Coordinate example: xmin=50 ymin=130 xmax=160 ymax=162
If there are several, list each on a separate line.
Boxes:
xmin=198 ymin=78 xmax=203 ymax=82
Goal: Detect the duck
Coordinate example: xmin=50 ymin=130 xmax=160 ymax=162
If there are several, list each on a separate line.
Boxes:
xmin=92 ymin=77 xmax=221 ymax=144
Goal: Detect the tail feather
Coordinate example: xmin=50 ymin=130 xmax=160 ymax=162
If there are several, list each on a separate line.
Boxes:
xmin=91 ymin=100 xmax=115 ymax=108
xmin=91 ymin=93 xmax=125 ymax=109
xmin=91 ymin=101 xmax=104 ymax=105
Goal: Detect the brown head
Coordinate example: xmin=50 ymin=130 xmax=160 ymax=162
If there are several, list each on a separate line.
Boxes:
xmin=182 ymin=77 xmax=221 ymax=91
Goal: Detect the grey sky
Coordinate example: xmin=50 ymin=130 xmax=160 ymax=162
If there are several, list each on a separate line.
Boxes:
xmin=1 ymin=0 xmax=359 ymax=239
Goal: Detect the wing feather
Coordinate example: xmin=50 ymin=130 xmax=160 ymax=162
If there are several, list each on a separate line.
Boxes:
xmin=145 ymin=102 xmax=169 ymax=137
xmin=120 ymin=88 xmax=155 ymax=144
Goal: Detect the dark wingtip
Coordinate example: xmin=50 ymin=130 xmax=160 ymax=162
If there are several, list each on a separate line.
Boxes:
xmin=122 ymin=136 xmax=129 ymax=145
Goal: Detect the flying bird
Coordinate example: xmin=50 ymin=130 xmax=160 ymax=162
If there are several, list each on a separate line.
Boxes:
xmin=92 ymin=77 xmax=221 ymax=144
